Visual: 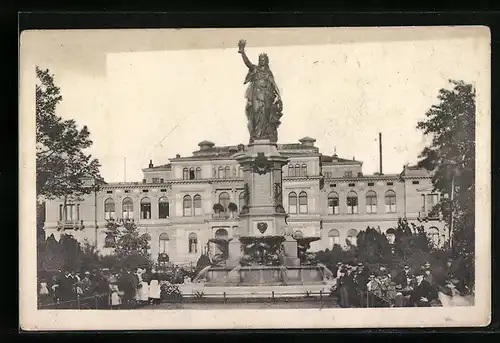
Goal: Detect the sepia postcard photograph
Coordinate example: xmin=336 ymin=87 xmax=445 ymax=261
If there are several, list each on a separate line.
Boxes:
xmin=19 ymin=26 xmax=491 ymax=330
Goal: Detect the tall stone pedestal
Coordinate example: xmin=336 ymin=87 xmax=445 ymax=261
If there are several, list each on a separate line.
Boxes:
xmin=235 ymin=139 xmax=289 ymax=238
xmin=226 ymin=240 xmax=243 ymax=268
xmin=282 ymin=237 xmax=301 ymax=266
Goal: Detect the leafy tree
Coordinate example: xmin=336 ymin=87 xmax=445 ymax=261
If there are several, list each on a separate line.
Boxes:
xmin=416 ymin=79 xmax=475 ymax=288
xmin=36 ymin=66 xmax=102 ymax=201
xmin=104 ymin=220 xmax=152 ymax=270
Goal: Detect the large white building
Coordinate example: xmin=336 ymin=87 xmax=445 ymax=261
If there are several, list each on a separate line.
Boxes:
xmin=43 ymin=137 xmax=447 ymax=265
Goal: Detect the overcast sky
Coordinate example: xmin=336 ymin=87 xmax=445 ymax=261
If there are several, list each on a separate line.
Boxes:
xmin=22 ymin=27 xmax=488 ymax=183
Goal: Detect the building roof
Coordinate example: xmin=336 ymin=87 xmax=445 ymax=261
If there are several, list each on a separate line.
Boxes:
xmin=321 ymin=154 xmax=363 ymax=165
xmin=400 ymin=165 xmax=432 ymax=177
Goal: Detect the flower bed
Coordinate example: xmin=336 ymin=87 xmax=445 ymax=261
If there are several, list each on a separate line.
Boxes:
xmin=160 ymin=281 xmax=183 ymax=302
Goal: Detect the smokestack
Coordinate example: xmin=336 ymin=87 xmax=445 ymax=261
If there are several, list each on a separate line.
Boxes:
xmin=149 ymin=159 xmax=154 ymax=168
xmin=379 ymin=132 xmax=383 ymax=175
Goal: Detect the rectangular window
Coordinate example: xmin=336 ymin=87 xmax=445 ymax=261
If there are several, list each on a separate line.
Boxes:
xmin=421 ymin=194 xmax=426 ymax=212
xmin=142 ymin=179 xmax=147 ymax=184
xmin=368 ymin=182 xmax=374 ymax=186
xmin=160 ymin=178 xmax=164 ymax=183
xmin=330 ymin=184 xmax=336 ymax=188
xmin=347 ymin=198 xmax=358 ymax=214
xmin=412 ymin=180 xmax=420 ymax=185
xmin=125 ymin=190 xmax=130 ymax=193
xmin=289 ymin=196 xmax=297 ymax=214
xmin=344 ymin=171 xmax=353 ymax=177
xmin=387 ymin=182 xmax=394 ymax=186
xmin=159 ymin=202 xmax=169 ymax=219
xmin=328 ymin=198 xmax=339 ymax=215
xmin=348 ymin=183 xmax=355 ymax=187
xmin=366 ymin=199 xmax=377 ymax=214
xmin=160 ymin=189 xmax=167 ymax=192
xmin=106 ymin=190 xmax=113 ymax=194
xmin=142 ymin=189 xmax=149 ymax=193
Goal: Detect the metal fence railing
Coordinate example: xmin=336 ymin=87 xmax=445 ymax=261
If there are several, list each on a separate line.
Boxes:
xmin=38 ymin=293 xmax=111 ymax=310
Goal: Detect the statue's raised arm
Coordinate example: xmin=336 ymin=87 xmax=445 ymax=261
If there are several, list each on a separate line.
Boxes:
xmin=238 ymin=40 xmax=255 ymax=69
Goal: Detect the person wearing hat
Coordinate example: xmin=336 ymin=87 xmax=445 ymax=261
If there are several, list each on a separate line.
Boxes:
xmin=80 ymin=271 xmax=93 ymax=295
xmin=393 ymin=284 xmax=405 ymax=307
xmin=409 ymin=271 xmax=436 ymax=307
xmin=367 ymin=272 xmax=382 ymax=307
xmin=353 ymin=262 xmax=368 ymax=307
xmin=395 ymin=264 xmax=412 ymax=288
xmin=108 ymin=275 xmax=122 ymax=309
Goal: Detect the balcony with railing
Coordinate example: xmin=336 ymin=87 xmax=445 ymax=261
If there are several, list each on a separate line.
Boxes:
xmin=57 ymin=220 xmax=85 ymax=231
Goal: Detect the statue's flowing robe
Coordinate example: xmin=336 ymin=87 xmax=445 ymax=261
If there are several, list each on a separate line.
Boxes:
xmin=244 ymin=66 xmax=281 ymax=141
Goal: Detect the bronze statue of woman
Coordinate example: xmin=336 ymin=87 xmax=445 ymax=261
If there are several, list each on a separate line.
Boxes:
xmin=238 ymin=40 xmax=283 ymax=143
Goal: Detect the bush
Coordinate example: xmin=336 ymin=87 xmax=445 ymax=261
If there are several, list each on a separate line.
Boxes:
xmin=160 ymin=281 xmax=182 ymax=302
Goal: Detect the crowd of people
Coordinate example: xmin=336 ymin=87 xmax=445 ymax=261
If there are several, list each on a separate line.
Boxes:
xmin=38 ymin=265 xmax=194 ymax=309
xmin=325 ymin=259 xmax=473 ymax=308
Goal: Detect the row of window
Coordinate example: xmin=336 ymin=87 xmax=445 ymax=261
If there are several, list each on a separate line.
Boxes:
xmin=88 ymin=189 xmax=399 ymax=222
xmin=182 ymin=166 xmax=245 ymax=180
xmin=104 ymin=197 xmax=170 ymax=220
xmin=58 ymin=204 xmax=80 ymax=221
xmin=287 ymin=164 xmax=308 ymax=177
xmin=324 ymin=190 xmax=396 ymax=215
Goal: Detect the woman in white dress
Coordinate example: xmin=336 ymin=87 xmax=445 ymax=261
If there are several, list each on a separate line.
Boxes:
xmin=39 ymin=278 xmax=50 ymax=304
xmin=149 ymin=273 xmax=161 ymax=305
xmin=138 ymin=274 xmax=150 ymax=304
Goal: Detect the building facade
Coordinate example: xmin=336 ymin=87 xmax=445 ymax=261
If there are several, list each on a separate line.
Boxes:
xmin=43 ymin=137 xmax=447 ymax=266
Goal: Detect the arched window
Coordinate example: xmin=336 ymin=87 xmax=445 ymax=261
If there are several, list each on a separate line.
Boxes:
xmin=159 ymin=233 xmax=169 ymax=253
xmin=365 ymin=191 xmax=377 ymax=214
xmin=193 ymin=194 xmax=202 ymax=216
xmin=224 ymin=166 xmax=231 ymax=179
xmin=293 ymin=230 xmax=304 ymax=239
xmin=427 ymin=227 xmax=440 ymax=248
xmin=301 ymin=163 xmax=307 ymax=177
xmin=188 ymin=232 xmax=198 ymax=253
xmin=299 ymin=191 xmax=308 ymax=214
xmin=122 ymin=197 xmax=134 ymax=219
xmin=140 ymin=197 xmax=151 ymax=219
xmin=385 ymin=190 xmax=397 ymax=213
xmin=104 ymin=198 xmax=115 ymax=220
xmin=347 ymin=191 xmax=358 ymax=214
xmin=218 ymin=166 xmax=224 ymax=179
xmin=183 ymin=167 xmax=189 ymax=180
xmin=238 ymin=192 xmax=246 ymax=212
xmin=195 ymin=167 xmax=202 ymax=180
xmin=328 ymin=229 xmax=340 ymax=247
xmin=189 ymin=167 xmax=195 ymax=180
xmin=288 ymin=164 xmax=294 ymax=177
xmin=288 ymin=192 xmax=298 ymax=214
xmin=183 ymin=195 xmax=192 ymax=217
xmin=239 ymin=166 xmax=244 ymax=178
xmin=104 ymin=233 xmax=116 ymax=248
xmin=347 ymin=229 xmax=358 ymax=245
xmin=219 ymin=192 xmax=230 ymax=212
xmin=327 ymin=192 xmax=339 ymax=215
xmin=215 ymin=229 xmax=229 ymax=239
xmin=159 ymin=197 xmax=169 ymax=219
xmin=295 ymin=164 xmax=300 ymax=175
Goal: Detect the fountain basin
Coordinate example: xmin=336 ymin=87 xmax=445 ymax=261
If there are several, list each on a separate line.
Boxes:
xmin=205 ymin=265 xmax=325 ymax=286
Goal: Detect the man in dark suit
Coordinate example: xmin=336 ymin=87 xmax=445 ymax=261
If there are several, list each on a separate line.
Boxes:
xmin=410 ymin=271 xmax=437 ymax=307
xmin=395 ymin=264 xmax=412 ymax=288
